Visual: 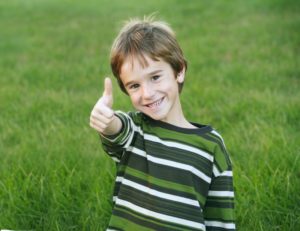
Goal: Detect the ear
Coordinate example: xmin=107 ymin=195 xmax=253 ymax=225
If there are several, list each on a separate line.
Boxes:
xmin=176 ymin=67 xmax=186 ymax=83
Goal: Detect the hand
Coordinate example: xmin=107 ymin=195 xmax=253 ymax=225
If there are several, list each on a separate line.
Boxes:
xmin=90 ymin=77 xmax=119 ymax=135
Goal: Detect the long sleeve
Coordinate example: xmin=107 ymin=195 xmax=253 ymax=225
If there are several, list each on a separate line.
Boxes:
xmin=203 ymin=131 xmax=235 ymax=230
xmin=100 ymin=111 xmax=136 ymax=162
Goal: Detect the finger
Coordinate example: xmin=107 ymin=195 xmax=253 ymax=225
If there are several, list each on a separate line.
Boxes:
xmin=90 ymin=111 xmax=113 ymax=125
xmin=94 ymin=102 xmax=114 ymax=118
xmin=90 ymin=119 xmax=106 ymax=133
xmin=90 ymin=117 xmax=106 ymax=128
xmin=103 ymin=77 xmax=112 ymax=97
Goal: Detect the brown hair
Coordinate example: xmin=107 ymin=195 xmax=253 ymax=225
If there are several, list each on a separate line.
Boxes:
xmin=110 ymin=16 xmax=187 ymax=94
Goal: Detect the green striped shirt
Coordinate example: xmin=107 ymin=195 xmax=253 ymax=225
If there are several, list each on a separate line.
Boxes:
xmin=101 ymin=111 xmax=235 ymax=231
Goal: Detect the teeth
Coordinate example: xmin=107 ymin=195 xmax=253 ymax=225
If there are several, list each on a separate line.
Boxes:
xmin=148 ymin=98 xmax=163 ymax=108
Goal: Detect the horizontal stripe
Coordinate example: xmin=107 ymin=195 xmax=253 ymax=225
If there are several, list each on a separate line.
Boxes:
xmin=116 ymin=177 xmax=200 ymax=207
xmin=117 ymin=185 xmax=204 ymax=221
xmin=213 ymin=165 xmax=233 ymax=177
xmin=145 ymin=140 xmax=213 ymax=176
xmin=121 ymin=170 xmax=202 ymax=201
xmin=114 ymin=206 xmax=197 ymax=231
xmin=144 ymin=133 xmax=214 ymax=162
xmin=116 ymin=157 xmax=210 ymax=198
xmin=205 ymin=220 xmax=236 ymax=229
xmin=204 ymin=200 xmax=234 ymax=209
xmin=116 ymin=166 xmax=208 ymax=206
xmin=128 ymin=146 xmax=211 ymax=183
xmin=103 ymin=111 xmax=235 ymax=230
xmin=108 ymin=214 xmax=152 ymax=231
xmin=116 ymin=199 xmax=205 ymax=230
xmin=208 ymin=191 xmax=234 ymax=198
xmin=220 ymin=171 xmax=232 ymax=177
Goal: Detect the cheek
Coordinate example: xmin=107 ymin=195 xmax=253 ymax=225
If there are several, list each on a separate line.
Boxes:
xmin=129 ymin=93 xmax=140 ymax=106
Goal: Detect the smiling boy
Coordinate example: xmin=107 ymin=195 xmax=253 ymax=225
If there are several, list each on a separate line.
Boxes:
xmin=90 ymin=17 xmax=235 ymax=231
xmin=121 ymin=55 xmax=190 ymax=127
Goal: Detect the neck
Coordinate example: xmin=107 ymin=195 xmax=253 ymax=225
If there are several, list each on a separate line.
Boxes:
xmin=162 ymin=108 xmax=196 ymax=129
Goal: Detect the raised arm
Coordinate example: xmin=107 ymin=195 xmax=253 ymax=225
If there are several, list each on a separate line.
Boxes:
xmin=89 ymin=77 xmax=122 ymax=136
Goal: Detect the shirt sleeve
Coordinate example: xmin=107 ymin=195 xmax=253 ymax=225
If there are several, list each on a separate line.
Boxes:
xmin=203 ymin=132 xmax=236 ymax=231
xmin=100 ymin=111 xmax=136 ymax=163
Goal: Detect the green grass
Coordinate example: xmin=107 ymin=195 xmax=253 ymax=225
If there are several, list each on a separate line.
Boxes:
xmin=1 ymin=0 xmax=299 ymax=230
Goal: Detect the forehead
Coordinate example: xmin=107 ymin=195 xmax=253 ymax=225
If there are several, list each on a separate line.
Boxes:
xmin=120 ymin=55 xmax=165 ymax=77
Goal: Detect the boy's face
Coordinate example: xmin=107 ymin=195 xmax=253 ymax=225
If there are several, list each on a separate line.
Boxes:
xmin=120 ymin=55 xmax=185 ymax=124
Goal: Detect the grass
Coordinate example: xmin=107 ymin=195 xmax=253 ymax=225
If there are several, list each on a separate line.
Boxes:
xmin=0 ymin=0 xmax=299 ymax=230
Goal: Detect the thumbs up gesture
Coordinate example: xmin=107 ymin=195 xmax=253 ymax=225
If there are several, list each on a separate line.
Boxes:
xmin=90 ymin=77 xmax=122 ymax=135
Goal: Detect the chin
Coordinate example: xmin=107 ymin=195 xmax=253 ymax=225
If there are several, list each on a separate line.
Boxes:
xmin=136 ymin=105 xmax=169 ymax=121
xmin=144 ymin=112 xmax=166 ymax=121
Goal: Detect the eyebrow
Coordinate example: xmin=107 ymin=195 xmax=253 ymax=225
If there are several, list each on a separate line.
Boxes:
xmin=124 ymin=70 xmax=163 ymax=88
xmin=147 ymin=70 xmax=163 ymax=76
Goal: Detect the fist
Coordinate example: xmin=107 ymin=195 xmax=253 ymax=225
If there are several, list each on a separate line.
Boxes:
xmin=90 ymin=77 xmax=115 ymax=134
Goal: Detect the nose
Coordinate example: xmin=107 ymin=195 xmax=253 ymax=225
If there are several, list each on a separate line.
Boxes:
xmin=141 ymin=84 xmax=155 ymax=100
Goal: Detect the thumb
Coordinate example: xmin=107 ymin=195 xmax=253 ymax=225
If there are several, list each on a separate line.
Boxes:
xmin=102 ymin=77 xmax=113 ymax=107
xmin=103 ymin=77 xmax=113 ymax=97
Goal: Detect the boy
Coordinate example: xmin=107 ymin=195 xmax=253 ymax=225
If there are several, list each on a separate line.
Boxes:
xmin=90 ymin=17 xmax=235 ymax=231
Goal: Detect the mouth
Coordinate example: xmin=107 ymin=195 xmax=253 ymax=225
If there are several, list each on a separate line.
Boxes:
xmin=145 ymin=97 xmax=164 ymax=109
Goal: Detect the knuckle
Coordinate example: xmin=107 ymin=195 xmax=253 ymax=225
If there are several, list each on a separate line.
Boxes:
xmin=91 ymin=110 xmax=97 ymax=117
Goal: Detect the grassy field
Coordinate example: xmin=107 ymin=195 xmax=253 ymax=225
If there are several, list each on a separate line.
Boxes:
xmin=0 ymin=0 xmax=299 ymax=230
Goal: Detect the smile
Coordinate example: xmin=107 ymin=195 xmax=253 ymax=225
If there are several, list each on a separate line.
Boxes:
xmin=146 ymin=97 xmax=164 ymax=109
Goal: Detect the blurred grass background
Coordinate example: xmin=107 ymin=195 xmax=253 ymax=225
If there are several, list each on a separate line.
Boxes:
xmin=0 ymin=0 xmax=299 ymax=230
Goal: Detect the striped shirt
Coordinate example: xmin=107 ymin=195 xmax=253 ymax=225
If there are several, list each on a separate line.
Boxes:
xmin=100 ymin=111 xmax=235 ymax=231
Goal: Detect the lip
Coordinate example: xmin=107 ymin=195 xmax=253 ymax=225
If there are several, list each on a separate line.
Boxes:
xmin=144 ymin=97 xmax=164 ymax=108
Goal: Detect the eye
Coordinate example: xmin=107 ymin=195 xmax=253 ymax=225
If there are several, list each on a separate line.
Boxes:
xmin=129 ymin=83 xmax=140 ymax=90
xmin=152 ymin=75 xmax=160 ymax=81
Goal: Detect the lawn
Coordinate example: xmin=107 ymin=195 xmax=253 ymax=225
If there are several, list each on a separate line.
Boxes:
xmin=0 ymin=0 xmax=299 ymax=230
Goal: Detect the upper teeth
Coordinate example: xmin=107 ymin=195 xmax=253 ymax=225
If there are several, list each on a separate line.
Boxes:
xmin=148 ymin=98 xmax=162 ymax=108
